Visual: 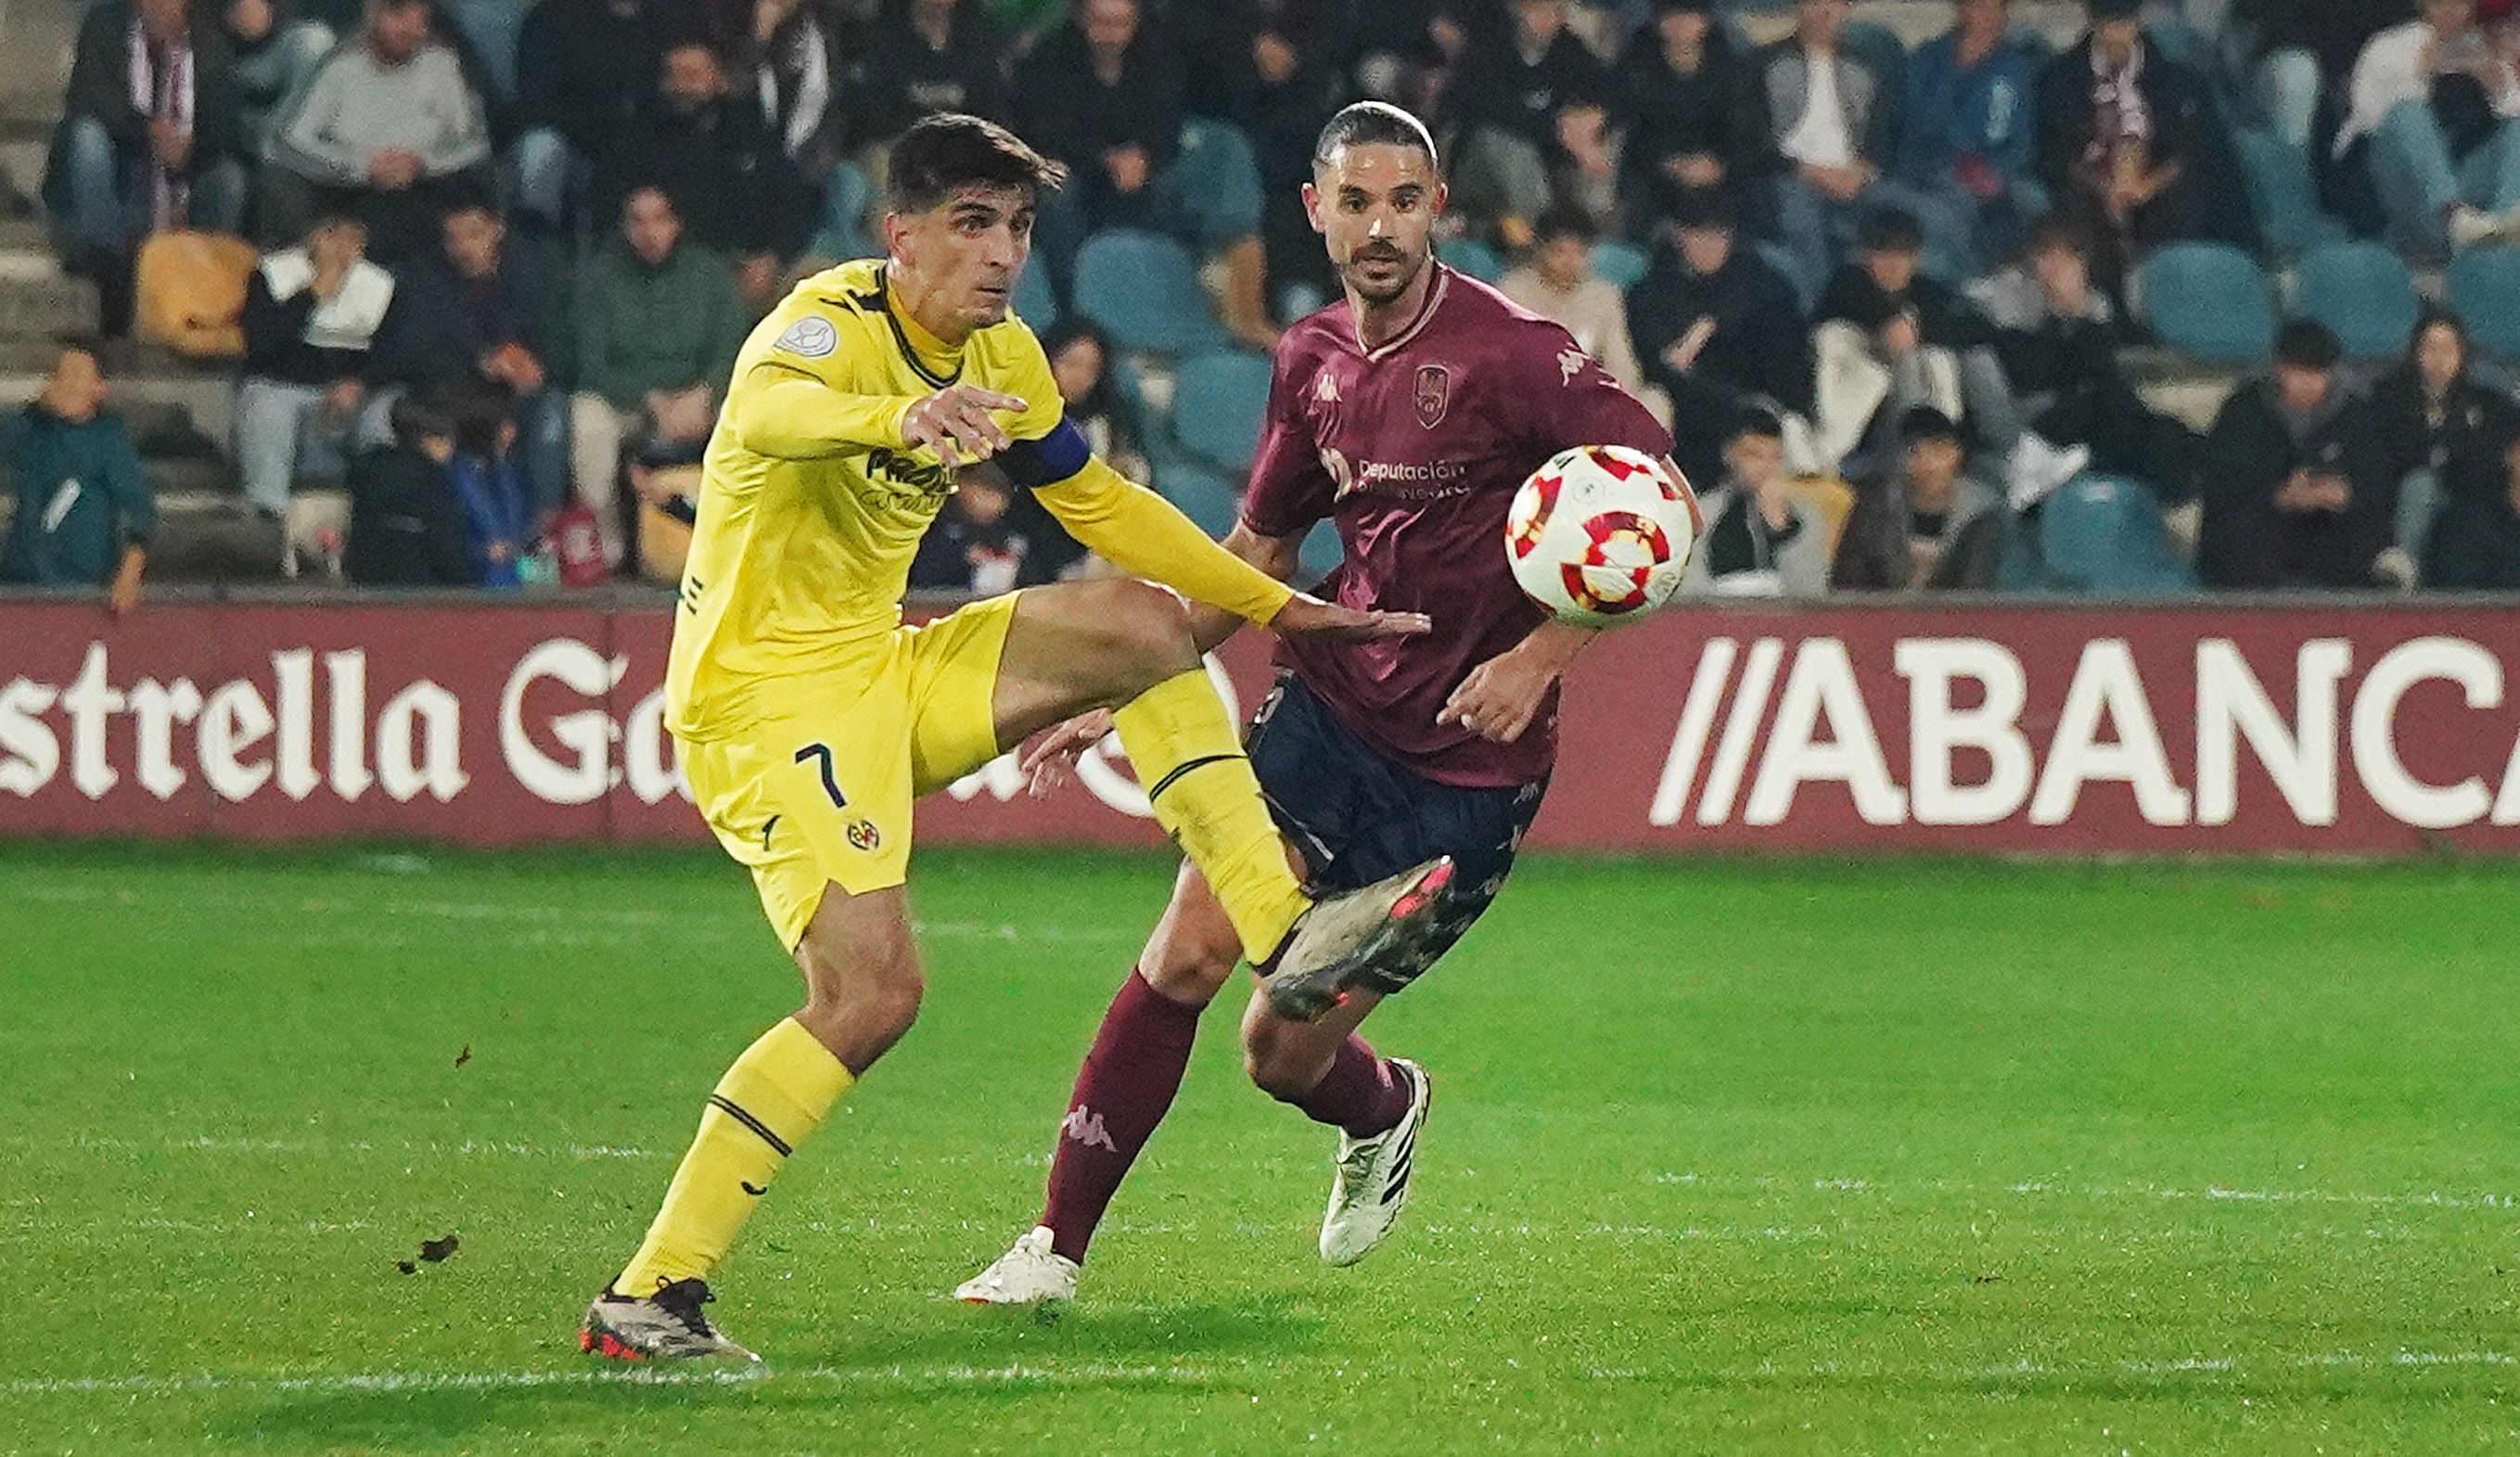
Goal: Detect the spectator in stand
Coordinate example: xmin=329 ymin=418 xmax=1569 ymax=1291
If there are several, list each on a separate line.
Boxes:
xmin=607 ymin=39 xmax=813 ymax=311
xmin=265 ymin=0 xmax=493 ymax=262
xmin=1016 ymin=0 xmax=1183 ymax=234
xmin=2035 ymin=0 xmax=2257 ymax=295
xmin=1626 ymin=186 xmax=1814 ymax=490
xmin=442 ymin=377 xmax=532 ymax=588
xmin=368 ymin=192 xmax=569 ymax=517
xmin=572 ymin=185 xmax=748 ymax=571
xmin=1451 ymin=0 xmax=1611 ymax=249
xmin=2424 ymin=429 xmax=2520 ymax=587
xmin=1351 ymin=1 xmax=1480 ymax=131
xmin=857 ymin=0 xmax=1011 ymax=147
xmin=1971 ymin=213 xmax=2201 ymax=500
xmin=224 ymin=0 xmax=338 ymax=151
xmin=2372 ymin=307 xmax=2520 ymax=564
xmin=1500 ymin=208 xmax=1647 ymax=393
xmin=1043 ymin=319 xmax=1147 ymax=492
xmin=2200 ymin=319 xmax=2397 ymax=590
xmin=45 ymin=0 xmax=247 ymax=336
xmin=745 ymin=0 xmax=860 ymax=189
xmin=1757 ymin=0 xmax=1938 ymax=301
xmin=237 ymin=206 xmax=395 ymax=554
xmin=1812 ymin=206 xmax=2019 ymax=479
xmin=1832 ymin=403 xmax=2008 ymax=590
xmin=345 ymin=390 xmax=473 ymax=586
xmin=1678 ymin=408 xmax=1833 ymax=595
xmin=1181 ymin=0 xmax=1351 ymax=319
xmin=1900 ymin=0 xmax=2047 ymax=275
xmin=512 ymin=0 xmax=665 ymax=234
xmin=0 ymin=343 xmax=152 ymax=615
xmin=908 ymin=472 xmax=1072 ymax=594
xmin=2337 ymin=0 xmax=2520 ymax=258
xmin=1615 ymin=0 xmax=1769 ymax=246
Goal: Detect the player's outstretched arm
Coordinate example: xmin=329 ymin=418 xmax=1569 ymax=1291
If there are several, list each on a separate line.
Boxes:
xmin=1029 ymin=454 xmax=1426 ymax=642
xmin=1184 ymin=524 xmax=1303 ymax=655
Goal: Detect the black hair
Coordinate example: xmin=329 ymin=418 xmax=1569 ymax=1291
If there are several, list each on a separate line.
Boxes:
xmin=1900 ymin=403 xmax=1962 ymax=444
xmin=390 ymin=391 xmax=454 ymax=446
xmin=427 ymin=377 xmax=514 ymax=458
xmin=2408 ymin=302 xmax=2469 ymax=361
xmin=2025 ymin=211 xmax=2092 ymax=260
xmin=2275 ymin=318 xmax=2344 ymax=370
xmin=887 ymin=113 xmax=1067 ymax=213
xmin=1312 ymin=101 xmax=1439 ymax=171
xmin=1730 ymin=404 xmax=1785 ymax=441
xmin=438 ymin=177 xmax=500 ymax=224
xmin=1532 ymin=205 xmax=1595 ymax=248
xmin=1858 ymin=205 xmax=1925 ymax=253
xmin=1670 ymin=184 xmax=1737 ymax=232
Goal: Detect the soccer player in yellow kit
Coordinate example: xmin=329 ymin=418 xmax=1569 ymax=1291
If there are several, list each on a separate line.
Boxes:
xmin=580 ymin=114 xmax=1460 ymax=1363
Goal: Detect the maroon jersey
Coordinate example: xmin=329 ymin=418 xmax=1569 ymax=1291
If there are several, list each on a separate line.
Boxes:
xmin=1241 ymin=265 xmax=1672 ymax=788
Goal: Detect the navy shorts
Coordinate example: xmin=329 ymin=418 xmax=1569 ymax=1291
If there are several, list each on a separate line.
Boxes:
xmin=1245 ymin=671 xmax=1546 ymax=991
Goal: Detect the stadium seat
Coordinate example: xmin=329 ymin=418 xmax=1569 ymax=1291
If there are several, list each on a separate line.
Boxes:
xmin=1298 ymin=520 xmax=1343 ymax=583
xmin=1593 ymin=239 xmax=1649 ymax=293
xmin=2037 ymin=474 xmax=2199 ymax=595
xmin=2449 ymin=247 xmax=2520 ymax=359
xmin=1155 ymin=458 xmax=1243 ymax=537
xmin=1756 ymin=239 xmax=1819 ymax=312
xmin=1012 ymin=256 xmax=1058 ymax=331
xmin=445 ymin=0 xmax=523 ymax=100
xmin=2133 ymin=242 xmax=2276 ymax=364
xmin=2233 ymin=127 xmax=2349 ymax=257
xmin=808 ymin=161 xmax=879 ymax=263
xmin=1073 ymin=228 xmax=1230 ymax=356
xmin=2293 ymin=241 xmax=2419 ymax=360
xmin=1439 ymin=238 xmax=1504 ymax=282
xmin=1170 ymin=351 xmax=1273 ymax=473
xmin=1156 ymin=119 xmax=1267 ymax=249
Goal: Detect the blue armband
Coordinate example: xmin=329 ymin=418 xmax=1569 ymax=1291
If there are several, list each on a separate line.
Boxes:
xmin=999 ymin=416 xmax=1093 ymax=489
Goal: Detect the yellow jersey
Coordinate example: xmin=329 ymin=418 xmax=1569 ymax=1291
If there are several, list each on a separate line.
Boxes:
xmin=666 ymin=258 xmax=1293 ymax=741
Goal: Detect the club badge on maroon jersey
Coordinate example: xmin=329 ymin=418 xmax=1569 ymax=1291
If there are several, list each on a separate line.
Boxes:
xmin=1413 ymin=364 xmax=1451 ymax=429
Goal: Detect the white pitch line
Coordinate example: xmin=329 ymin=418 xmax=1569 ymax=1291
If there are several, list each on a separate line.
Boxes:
xmin=1 ymin=1134 xmax=659 ymax=1160
xmin=0 ymin=1361 xmax=1224 ymax=1399
xmin=1648 ymin=1171 xmax=2520 ymax=1214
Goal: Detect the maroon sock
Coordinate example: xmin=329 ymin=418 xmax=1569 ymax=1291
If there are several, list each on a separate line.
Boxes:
xmin=1282 ymin=1034 xmax=1412 ymax=1139
xmin=1038 ymin=968 xmax=1202 ymax=1265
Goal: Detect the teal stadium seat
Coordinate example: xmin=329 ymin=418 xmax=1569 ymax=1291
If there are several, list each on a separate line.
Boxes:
xmin=2037 ymin=475 xmax=2198 ymax=596
xmin=1155 ymin=460 xmax=1243 ymax=537
xmin=1593 ymin=240 xmax=1649 ymax=293
xmin=2450 ymin=248 xmax=2520 ymax=359
xmin=1171 ymin=351 xmax=1273 ymax=473
xmin=1298 ymin=521 xmax=1343 ymax=583
xmin=1073 ymin=229 xmax=1230 ymax=355
xmin=1012 ymin=257 xmax=1058 ymax=331
xmin=2294 ymin=241 xmax=2419 ymax=360
xmin=2134 ymin=242 xmax=2276 ymax=364
xmin=1438 ymin=238 xmax=1504 ymax=282
xmin=2233 ymin=127 xmax=2348 ymax=258
xmin=1156 ymin=119 xmax=1267 ymax=249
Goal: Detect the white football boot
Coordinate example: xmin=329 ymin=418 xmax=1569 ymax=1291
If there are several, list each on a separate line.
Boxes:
xmin=954 ymin=1225 xmax=1081 ymax=1306
xmin=1318 ymin=1058 xmax=1430 ymax=1266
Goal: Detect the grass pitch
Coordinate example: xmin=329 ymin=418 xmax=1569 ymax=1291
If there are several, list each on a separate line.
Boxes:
xmin=7 ymin=843 xmax=2520 ymax=1454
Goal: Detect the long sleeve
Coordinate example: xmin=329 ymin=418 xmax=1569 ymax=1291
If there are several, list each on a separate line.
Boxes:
xmin=1031 ymin=455 xmax=1296 ymax=624
xmin=105 ymin=420 xmax=154 ymax=544
xmin=242 ymin=270 xmax=314 ymax=377
xmin=271 ymin=58 xmax=369 ymax=183
xmin=573 ymin=258 xmax=614 ymax=403
xmin=727 ymin=365 xmax=918 ymax=458
xmin=61 ymin=6 xmax=144 ymax=146
xmin=414 ymin=51 xmax=492 ymax=176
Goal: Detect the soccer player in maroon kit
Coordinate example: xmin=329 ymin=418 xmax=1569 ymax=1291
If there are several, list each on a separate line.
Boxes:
xmin=957 ymin=101 xmax=1682 ymax=1302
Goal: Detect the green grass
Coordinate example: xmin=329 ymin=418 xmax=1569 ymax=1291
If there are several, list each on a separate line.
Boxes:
xmin=8 ymin=844 xmax=2520 ymax=1454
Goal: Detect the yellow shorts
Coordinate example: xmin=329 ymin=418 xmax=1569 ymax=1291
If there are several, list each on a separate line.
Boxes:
xmin=679 ymin=594 xmax=1020 ymax=949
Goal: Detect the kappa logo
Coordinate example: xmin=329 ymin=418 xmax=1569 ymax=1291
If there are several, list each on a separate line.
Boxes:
xmin=1059 ymin=1106 xmax=1118 ymax=1152
xmin=1557 ymin=347 xmax=1587 ymax=385
xmin=1315 ymin=371 xmax=1340 ymax=403
xmin=846 ymin=818 xmax=882 ymax=852
xmin=774 ymin=314 xmax=838 ymax=359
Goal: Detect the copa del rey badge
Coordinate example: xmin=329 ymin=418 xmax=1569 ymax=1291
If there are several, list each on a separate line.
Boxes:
xmin=1413 ymin=364 xmax=1451 ymax=429
xmin=774 ymin=314 xmax=838 ymax=359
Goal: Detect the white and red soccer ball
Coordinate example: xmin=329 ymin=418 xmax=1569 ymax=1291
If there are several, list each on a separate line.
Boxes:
xmin=1505 ymin=444 xmax=1702 ymax=627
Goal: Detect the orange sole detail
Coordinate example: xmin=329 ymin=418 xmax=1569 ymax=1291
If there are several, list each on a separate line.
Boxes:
xmin=581 ymin=1327 xmax=648 ymax=1361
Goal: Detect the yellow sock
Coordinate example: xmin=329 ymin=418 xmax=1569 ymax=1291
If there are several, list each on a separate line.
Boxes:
xmin=615 ymin=1017 xmax=853 ymax=1295
xmin=1112 ymin=669 xmax=1310 ymax=965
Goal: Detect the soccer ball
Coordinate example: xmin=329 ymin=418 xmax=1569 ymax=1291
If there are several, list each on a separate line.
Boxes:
xmin=1504 ymin=444 xmax=1701 ymax=627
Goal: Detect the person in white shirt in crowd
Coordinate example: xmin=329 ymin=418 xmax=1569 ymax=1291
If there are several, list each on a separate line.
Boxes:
xmin=1680 ymin=406 xmax=1834 ymax=596
xmin=1498 ymin=207 xmax=1647 ymax=396
xmin=2338 ymin=0 xmax=2520 ymax=256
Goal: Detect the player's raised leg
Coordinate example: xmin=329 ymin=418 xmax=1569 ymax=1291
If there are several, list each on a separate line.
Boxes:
xmin=585 ymin=881 xmax=917 ymax=1361
xmin=987 ymin=578 xmax=1453 ymax=989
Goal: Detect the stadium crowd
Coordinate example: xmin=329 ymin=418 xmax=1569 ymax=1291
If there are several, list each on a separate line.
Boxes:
xmin=12 ymin=0 xmax=2520 ymax=601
